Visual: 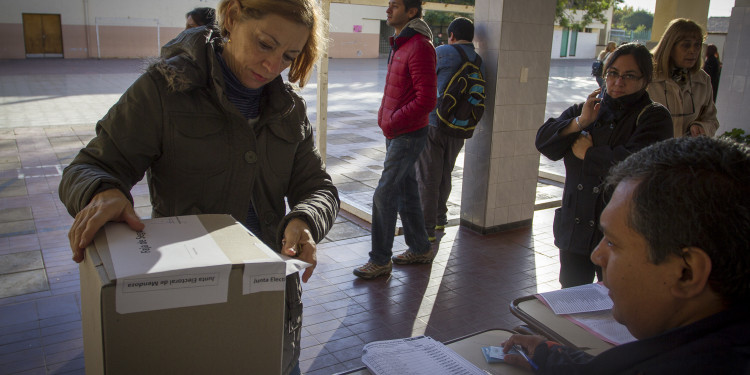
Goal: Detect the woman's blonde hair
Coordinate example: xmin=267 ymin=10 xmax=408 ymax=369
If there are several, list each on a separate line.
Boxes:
xmin=217 ymin=0 xmax=327 ymax=87
xmin=606 ymin=41 xmax=617 ymax=53
xmin=651 ymin=18 xmax=705 ymax=79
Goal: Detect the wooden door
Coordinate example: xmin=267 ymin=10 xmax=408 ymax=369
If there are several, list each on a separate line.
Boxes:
xmin=22 ymin=14 xmax=63 ymax=57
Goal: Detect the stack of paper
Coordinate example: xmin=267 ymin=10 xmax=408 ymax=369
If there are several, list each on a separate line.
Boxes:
xmin=362 ymin=336 xmax=486 ymax=375
xmin=536 ymin=283 xmax=636 ymax=345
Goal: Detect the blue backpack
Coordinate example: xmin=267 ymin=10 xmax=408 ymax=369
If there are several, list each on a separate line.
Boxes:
xmin=436 ymin=45 xmax=485 ymax=139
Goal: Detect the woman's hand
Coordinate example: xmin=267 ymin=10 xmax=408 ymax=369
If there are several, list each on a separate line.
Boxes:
xmin=502 ymin=334 xmax=547 ymax=370
xmin=572 ymin=132 xmax=593 ymax=159
xmin=281 ymin=218 xmax=317 ymax=283
xmin=689 ymin=124 xmax=706 ymax=137
xmin=68 ymin=188 xmax=144 ymax=263
xmin=561 ymin=88 xmax=602 ymax=136
xmin=579 ymin=88 xmax=602 ymax=128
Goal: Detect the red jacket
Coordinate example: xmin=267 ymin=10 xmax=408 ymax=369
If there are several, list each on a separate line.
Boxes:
xmin=378 ymin=25 xmax=437 ymax=139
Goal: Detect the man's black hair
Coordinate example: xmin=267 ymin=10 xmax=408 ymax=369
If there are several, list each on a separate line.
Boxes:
xmin=402 ymin=0 xmax=423 ymax=19
xmin=447 ymin=17 xmax=474 ymax=42
xmin=186 ymin=7 xmax=216 ymax=27
xmin=606 ymin=136 xmax=750 ymax=305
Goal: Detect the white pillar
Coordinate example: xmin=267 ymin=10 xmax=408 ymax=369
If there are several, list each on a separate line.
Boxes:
xmin=316 ymin=0 xmax=331 ymax=162
xmin=460 ymin=0 xmax=556 ymax=233
xmin=717 ymin=0 xmax=750 ymax=135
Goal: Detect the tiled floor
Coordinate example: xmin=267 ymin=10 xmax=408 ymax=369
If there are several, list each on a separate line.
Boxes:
xmin=0 ymin=58 xmax=586 ymax=374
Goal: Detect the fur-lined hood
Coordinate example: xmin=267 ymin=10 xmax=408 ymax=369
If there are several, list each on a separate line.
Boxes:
xmin=404 ymin=18 xmax=433 ymax=41
xmin=149 ymin=26 xmax=222 ymax=93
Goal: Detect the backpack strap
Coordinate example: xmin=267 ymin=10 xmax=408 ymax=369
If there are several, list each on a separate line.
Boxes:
xmin=451 ymin=44 xmax=482 ymax=67
xmin=636 ymin=102 xmax=659 ymax=127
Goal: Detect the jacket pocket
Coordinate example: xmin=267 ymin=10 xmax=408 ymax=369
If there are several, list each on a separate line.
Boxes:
xmin=262 ymin=135 xmax=296 ymax=182
xmin=169 ymin=113 xmax=229 ymax=174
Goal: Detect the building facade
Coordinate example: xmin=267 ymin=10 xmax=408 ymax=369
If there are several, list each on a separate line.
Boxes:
xmin=2 ymin=0 xmax=611 ymax=60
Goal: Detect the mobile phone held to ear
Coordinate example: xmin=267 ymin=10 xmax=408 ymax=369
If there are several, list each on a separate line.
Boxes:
xmin=598 ymin=87 xmax=606 ymax=99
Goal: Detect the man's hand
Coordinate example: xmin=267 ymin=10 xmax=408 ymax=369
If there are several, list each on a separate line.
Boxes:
xmin=572 ymin=132 xmax=593 ymax=160
xmin=68 ymin=188 xmax=144 ymax=263
xmin=281 ymin=218 xmax=317 ymax=283
xmin=502 ymin=334 xmax=547 ymax=370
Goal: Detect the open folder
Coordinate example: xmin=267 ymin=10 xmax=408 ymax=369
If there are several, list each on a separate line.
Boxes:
xmin=536 ymin=283 xmax=636 ymax=345
xmin=362 ymin=336 xmax=487 ymax=375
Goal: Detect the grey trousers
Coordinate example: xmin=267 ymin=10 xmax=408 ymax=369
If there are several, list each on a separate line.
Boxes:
xmin=415 ymin=126 xmax=465 ymax=236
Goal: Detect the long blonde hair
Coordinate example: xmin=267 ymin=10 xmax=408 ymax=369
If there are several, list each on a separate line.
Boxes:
xmin=216 ymin=0 xmax=327 ymax=87
xmin=651 ymin=18 xmax=705 ymax=80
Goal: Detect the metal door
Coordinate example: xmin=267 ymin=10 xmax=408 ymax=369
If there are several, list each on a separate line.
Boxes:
xmin=22 ymin=14 xmax=63 ymax=58
xmin=568 ymin=30 xmax=578 ymax=57
xmin=379 ymin=20 xmax=395 ymax=57
xmin=559 ymin=28 xmax=569 ymax=57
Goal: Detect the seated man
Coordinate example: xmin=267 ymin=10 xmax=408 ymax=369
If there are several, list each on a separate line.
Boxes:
xmin=503 ymin=136 xmax=750 ymax=373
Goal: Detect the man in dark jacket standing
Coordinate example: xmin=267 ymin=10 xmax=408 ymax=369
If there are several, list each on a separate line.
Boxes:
xmin=502 ymin=137 xmax=750 ymax=374
xmin=416 ymin=17 xmax=482 ymax=241
xmin=354 ymin=0 xmax=437 ymax=279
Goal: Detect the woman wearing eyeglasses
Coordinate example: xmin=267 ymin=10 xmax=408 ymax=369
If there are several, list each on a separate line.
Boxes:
xmin=536 ymin=43 xmax=673 ymax=288
xmin=648 ymin=18 xmax=718 ymax=137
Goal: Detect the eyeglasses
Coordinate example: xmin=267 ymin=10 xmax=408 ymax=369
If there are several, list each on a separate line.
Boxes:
xmin=605 ymin=71 xmax=643 ymax=82
xmin=666 ymin=90 xmax=695 ymax=117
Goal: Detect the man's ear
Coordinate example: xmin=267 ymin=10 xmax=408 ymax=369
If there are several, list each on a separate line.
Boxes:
xmin=671 ymin=247 xmax=712 ymax=299
xmin=407 ymin=7 xmax=419 ymax=20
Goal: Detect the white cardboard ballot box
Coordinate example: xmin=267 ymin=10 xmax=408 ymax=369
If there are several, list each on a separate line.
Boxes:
xmin=79 ymin=214 xmax=286 ymax=375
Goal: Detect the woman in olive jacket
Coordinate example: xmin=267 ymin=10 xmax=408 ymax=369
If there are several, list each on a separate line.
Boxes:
xmin=536 ymin=43 xmax=672 ymax=288
xmin=58 ymin=1 xmax=339 ymax=374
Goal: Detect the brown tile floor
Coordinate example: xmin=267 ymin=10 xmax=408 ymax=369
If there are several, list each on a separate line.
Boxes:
xmin=0 ymin=58 xmax=570 ymax=374
xmin=300 ymin=208 xmax=560 ymax=374
xmin=0 ymin=123 xmax=561 ymax=375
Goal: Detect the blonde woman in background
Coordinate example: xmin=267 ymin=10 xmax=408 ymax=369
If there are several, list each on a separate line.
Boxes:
xmin=647 ymin=18 xmax=718 ymax=137
xmin=596 ymin=41 xmax=617 ymax=88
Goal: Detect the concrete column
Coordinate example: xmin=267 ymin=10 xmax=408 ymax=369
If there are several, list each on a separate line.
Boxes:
xmin=717 ymin=0 xmax=750 ymax=134
xmin=651 ymin=0 xmax=710 ymax=43
xmin=316 ymin=0 xmax=331 ymax=162
xmin=461 ymin=0 xmax=555 ymax=233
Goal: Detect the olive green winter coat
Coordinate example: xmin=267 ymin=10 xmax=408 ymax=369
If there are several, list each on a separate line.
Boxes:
xmin=59 ymin=27 xmax=339 ymax=374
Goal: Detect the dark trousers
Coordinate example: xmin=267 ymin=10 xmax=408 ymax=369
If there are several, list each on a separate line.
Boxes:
xmin=416 ymin=126 xmax=465 ymax=236
xmin=559 ymin=249 xmax=602 ymax=288
xmin=369 ymin=127 xmax=430 ymax=265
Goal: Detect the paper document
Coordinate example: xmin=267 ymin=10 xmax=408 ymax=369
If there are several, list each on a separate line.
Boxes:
xmin=240 ymin=239 xmax=311 ymax=295
xmin=362 ymin=336 xmax=487 ymax=375
xmin=536 ymin=283 xmax=613 ymax=315
xmin=565 ymin=310 xmax=636 ymax=345
xmin=100 ymin=216 xmax=232 ymax=314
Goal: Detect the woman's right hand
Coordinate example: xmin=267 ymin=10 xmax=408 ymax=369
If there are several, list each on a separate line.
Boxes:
xmin=68 ymin=188 xmax=144 ymax=263
xmin=579 ymin=88 xmax=602 ymax=128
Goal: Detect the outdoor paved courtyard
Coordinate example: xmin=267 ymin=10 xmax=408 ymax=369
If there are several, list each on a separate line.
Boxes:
xmin=0 ymin=57 xmax=597 ymax=374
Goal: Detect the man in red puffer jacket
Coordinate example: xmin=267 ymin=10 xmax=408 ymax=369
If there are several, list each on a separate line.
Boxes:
xmin=354 ymin=0 xmax=437 ymax=279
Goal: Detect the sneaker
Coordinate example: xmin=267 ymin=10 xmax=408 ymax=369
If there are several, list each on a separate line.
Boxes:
xmin=353 ymin=261 xmax=392 ymax=279
xmin=392 ymin=248 xmax=435 ymax=265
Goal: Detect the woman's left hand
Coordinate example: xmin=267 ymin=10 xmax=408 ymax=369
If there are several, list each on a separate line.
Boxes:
xmin=689 ymin=124 xmax=705 ymax=137
xmin=281 ymin=218 xmax=317 ymax=283
xmin=572 ymin=132 xmax=593 ymax=159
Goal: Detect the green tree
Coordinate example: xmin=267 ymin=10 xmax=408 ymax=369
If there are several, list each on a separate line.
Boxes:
xmin=425 ymin=0 xmax=625 ymax=33
xmin=612 ymin=4 xmax=634 ymax=27
xmin=429 ymin=0 xmax=474 ymax=4
xmin=556 ymin=0 xmax=622 ymax=31
xmin=424 ymin=10 xmax=473 ymax=28
xmin=622 ymin=9 xmax=653 ymax=30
